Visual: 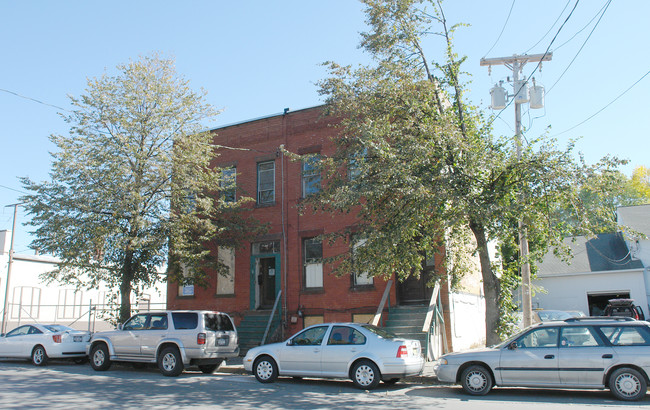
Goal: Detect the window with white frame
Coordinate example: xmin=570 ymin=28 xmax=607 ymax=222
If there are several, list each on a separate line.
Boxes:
xmin=10 ymin=286 xmax=41 ymax=320
xmin=257 ymin=161 xmax=275 ymax=205
xmin=217 ymin=246 xmax=235 ymax=295
xmin=56 ymin=288 xmax=82 ymax=320
xmin=302 ymin=155 xmax=321 ymax=197
xmin=221 ymin=167 xmax=236 ymax=202
xmin=304 ymin=238 xmax=323 ymax=288
xmin=178 ymin=264 xmax=194 ymax=296
xmin=353 ymin=238 xmax=373 ymax=286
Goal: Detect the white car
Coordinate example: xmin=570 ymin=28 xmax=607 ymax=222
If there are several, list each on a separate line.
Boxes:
xmin=0 ymin=324 xmax=91 ymax=366
xmin=243 ymin=322 xmax=424 ymax=390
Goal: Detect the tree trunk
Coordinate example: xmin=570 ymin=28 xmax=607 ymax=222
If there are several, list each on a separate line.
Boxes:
xmin=469 ymin=218 xmax=501 ymax=346
xmin=119 ymin=249 xmax=134 ymax=324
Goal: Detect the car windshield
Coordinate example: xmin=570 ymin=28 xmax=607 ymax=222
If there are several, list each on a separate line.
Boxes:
xmin=43 ymin=325 xmax=74 ymax=333
xmin=361 ymin=324 xmax=397 ymax=339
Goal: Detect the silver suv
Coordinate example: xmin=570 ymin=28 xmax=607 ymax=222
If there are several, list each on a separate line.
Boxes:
xmin=88 ymin=310 xmax=239 ymax=376
xmin=434 ymin=317 xmax=650 ymax=401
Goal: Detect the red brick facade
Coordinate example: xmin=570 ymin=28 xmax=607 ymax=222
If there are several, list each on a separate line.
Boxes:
xmin=167 ymin=106 xmax=442 ymax=336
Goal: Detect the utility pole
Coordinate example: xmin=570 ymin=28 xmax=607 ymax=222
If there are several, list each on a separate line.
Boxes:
xmin=480 ymin=53 xmax=552 ymax=328
xmin=1 ymin=203 xmax=20 ymax=335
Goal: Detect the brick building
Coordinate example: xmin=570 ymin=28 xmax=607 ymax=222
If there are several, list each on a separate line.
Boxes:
xmin=167 ymin=106 xmax=447 ymax=343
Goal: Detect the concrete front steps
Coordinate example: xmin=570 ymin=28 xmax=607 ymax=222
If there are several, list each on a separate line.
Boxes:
xmin=383 ymin=305 xmax=429 ymax=347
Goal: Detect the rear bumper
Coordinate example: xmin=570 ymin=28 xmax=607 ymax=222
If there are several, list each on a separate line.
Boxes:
xmin=380 ymin=357 xmax=425 ymax=378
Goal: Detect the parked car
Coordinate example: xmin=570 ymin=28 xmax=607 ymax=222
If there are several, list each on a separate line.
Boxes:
xmin=88 ymin=310 xmax=238 ymax=376
xmin=0 ymin=323 xmax=90 ymax=366
xmin=604 ymin=299 xmax=645 ymax=320
xmin=243 ymin=322 xmax=424 ymax=390
xmin=434 ymin=317 xmax=650 ymax=401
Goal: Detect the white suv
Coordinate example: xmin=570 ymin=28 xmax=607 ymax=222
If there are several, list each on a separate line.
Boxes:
xmin=88 ymin=310 xmax=239 ymax=376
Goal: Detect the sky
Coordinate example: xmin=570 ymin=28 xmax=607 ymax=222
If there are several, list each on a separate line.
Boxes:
xmin=1 ymin=0 xmax=648 ymax=254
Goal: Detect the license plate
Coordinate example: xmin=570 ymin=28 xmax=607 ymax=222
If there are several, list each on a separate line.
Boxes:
xmin=73 ymin=336 xmax=82 ymax=342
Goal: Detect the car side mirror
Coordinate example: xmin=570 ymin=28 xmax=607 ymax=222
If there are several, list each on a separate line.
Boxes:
xmin=508 ymin=341 xmax=518 ymax=350
xmin=117 ymin=324 xmax=123 ymax=331
xmin=287 ymin=339 xmax=295 ymax=346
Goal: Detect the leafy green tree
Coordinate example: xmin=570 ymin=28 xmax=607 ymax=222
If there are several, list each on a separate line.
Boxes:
xmin=21 ymin=54 xmax=262 ymax=323
xmin=630 ymin=165 xmax=650 ymax=203
xmin=313 ymin=0 xmax=623 ymax=345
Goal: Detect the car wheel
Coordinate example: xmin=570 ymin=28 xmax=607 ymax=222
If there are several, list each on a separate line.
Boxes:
xmin=460 ymin=365 xmax=493 ymax=396
xmin=351 ymin=360 xmax=381 ymax=390
xmin=31 ymin=345 xmax=48 ymax=366
xmin=158 ymin=346 xmax=184 ymax=377
xmin=383 ymin=378 xmax=400 ymax=385
xmin=198 ymin=361 xmax=222 ymax=374
xmin=90 ymin=343 xmax=112 ymax=371
xmin=254 ymin=356 xmax=278 ymax=383
xmin=609 ymin=367 xmax=647 ymax=401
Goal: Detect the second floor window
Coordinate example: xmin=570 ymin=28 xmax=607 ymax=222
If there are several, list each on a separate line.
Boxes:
xmin=257 ymin=161 xmax=275 ymax=205
xmin=304 ymin=238 xmax=323 ymax=288
xmin=302 ymin=155 xmax=321 ymax=197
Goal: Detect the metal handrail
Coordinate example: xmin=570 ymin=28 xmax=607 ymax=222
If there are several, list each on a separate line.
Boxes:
xmin=371 ymin=280 xmax=392 ymax=326
xmin=261 ymin=290 xmax=282 ymax=345
xmin=422 ymin=281 xmax=441 ymax=332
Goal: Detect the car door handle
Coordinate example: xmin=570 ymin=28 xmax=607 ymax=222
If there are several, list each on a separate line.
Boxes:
xmin=602 ymin=354 xmax=613 ymax=359
xmin=544 ymin=355 xmax=555 ymax=359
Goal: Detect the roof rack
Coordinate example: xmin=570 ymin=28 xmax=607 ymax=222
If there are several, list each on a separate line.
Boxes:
xmin=564 ymin=316 xmax=636 ymax=322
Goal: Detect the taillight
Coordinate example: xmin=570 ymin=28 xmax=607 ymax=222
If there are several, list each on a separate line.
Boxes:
xmin=52 ymin=334 xmax=62 ymax=343
xmin=197 ymin=333 xmax=206 ymax=345
xmin=396 ymin=345 xmax=408 ymax=358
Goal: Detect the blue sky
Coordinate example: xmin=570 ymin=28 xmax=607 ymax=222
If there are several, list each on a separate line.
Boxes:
xmin=1 ymin=0 xmax=648 ymax=253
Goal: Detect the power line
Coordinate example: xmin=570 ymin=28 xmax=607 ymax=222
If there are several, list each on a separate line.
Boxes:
xmin=524 ymin=0 xmax=571 ymax=54
xmin=553 ymin=0 xmax=611 ymax=52
xmin=552 ymin=68 xmax=650 ymax=137
xmin=0 ymin=184 xmax=29 ymax=195
xmin=482 ymin=0 xmax=516 ymax=58
xmin=487 ymin=0 xmax=580 ymax=128
xmin=0 ymin=88 xmax=69 ymax=112
xmin=547 ymin=0 xmax=612 ymax=94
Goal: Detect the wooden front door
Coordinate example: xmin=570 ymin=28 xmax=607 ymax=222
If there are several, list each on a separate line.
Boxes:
xmin=397 ymin=271 xmax=433 ymax=305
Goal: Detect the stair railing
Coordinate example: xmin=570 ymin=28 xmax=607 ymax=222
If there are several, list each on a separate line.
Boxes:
xmin=423 ymin=281 xmax=447 ymax=361
xmin=371 ymin=279 xmax=393 ymax=326
xmin=261 ymin=290 xmax=282 ymax=345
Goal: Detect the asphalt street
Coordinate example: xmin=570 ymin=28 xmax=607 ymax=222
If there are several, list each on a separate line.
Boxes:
xmin=0 ymin=359 xmax=647 ymax=409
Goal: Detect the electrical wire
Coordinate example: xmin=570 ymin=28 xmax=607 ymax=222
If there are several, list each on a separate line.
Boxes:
xmin=482 ymin=0 xmax=516 ymax=58
xmin=0 ymin=184 xmax=29 ymax=195
xmin=524 ymin=0 xmax=571 ymax=54
xmin=547 ymin=0 xmax=612 ymax=94
xmin=551 ymin=68 xmax=650 ymax=137
xmin=487 ymin=0 xmax=580 ymax=129
xmin=553 ymin=0 xmax=611 ymax=52
xmin=0 ymin=88 xmax=69 ymax=112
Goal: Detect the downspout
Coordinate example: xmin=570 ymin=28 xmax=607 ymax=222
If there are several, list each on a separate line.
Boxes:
xmin=281 ymin=108 xmax=289 ymax=337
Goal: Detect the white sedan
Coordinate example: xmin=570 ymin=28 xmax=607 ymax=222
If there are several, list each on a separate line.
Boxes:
xmin=0 ymin=324 xmax=91 ymax=366
xmin=244 ymin=322 xmax=424 ymax=390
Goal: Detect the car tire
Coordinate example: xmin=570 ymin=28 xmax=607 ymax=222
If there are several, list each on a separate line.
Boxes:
xmin=460 ymin=365 xmax=493 ymax=396
xmin=351 ymin=360 xmax=381 ymax=390
xmin=383 ymin=378 xmax=400 ymax=385
xmin=158 ymin=346 xmax=184 ymax=377
xmin=31 ymin=345 xmax=48 ymax=366
xmin=90 ymin=343 xmax=112 ymax=371
xmin=609 ymin=367 xmax=647 ymax=401
xmin=254 ymin=356 xmax=278 ymax=383
xmin=198 ymin=360 xmax=222 ymax=374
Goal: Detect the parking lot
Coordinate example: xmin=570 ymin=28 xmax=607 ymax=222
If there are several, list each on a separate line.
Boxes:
xmin=0 ymin=359 xmax=647 ymax=409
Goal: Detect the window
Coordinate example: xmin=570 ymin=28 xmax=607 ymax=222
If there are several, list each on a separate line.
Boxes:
xmin=171 ymin=312 xmax=199 ymax=330
xmin=204 ymin=313 xmax=234 ymax=331
xmin=352 ymin=238 xmax=373 ymax=286
xmin=221 ymin=167 xmax=236 ymax=202
xmin=302 ymin=155 xmax=321 ymax=197
xmin=515 ymin=327 xmax=559 ymax=348
xmin=328 ymin=326 xmax=367 ymax=345
xmin=257 ymin=161 xmax=275 ymax=205
xmin=11 ymin=286 xmax=41 ymax=320
xmin=560 ymin=327 xmax=601 ymax=347
xmin=348 ymin=147 xmax=368 ymax=180
xmin=599 ymin=326 xmax=650 ymax=346
xmin=178 ymin=263 xmax=194 ymax=296
xmin=217 ymin=247 xmax=235 ymax=295
xmin=149 ymin=314 xmax=168 ymax=330
xmin=304 ymin=238 xmax=323 ymax=288
xmin=291 ymin=326 xmax=328 ymax=346
xmin=123 ymin=314 xmax=148 ymax=330
xmin=56 ymin=288 xmax=82 ymax=320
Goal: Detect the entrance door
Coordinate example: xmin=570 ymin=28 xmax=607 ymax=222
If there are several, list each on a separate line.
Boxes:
xmin=258 ymin=257 xmax=276 ymax=309
xmin=397 ymin=271 xmax=433 ymax=305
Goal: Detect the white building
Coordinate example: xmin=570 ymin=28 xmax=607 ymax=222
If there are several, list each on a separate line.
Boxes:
xmin=532 ymin=205 xmax=649 ymax=317
xmin=0 ymin=230 xmax=166 ymax=333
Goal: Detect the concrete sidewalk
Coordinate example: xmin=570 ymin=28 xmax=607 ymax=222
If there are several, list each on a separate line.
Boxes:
xmin=218 ymin=357 xmax=439 ymax=384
